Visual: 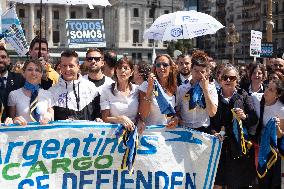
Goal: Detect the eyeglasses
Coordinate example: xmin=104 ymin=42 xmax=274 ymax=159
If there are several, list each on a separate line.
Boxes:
xmin=155 ymin=62 xmax=170 ymax=68
xmin=86 ymin=57 xmax=102 ymax=62
xmin=221 ymin=75 xmax=237 ymax=81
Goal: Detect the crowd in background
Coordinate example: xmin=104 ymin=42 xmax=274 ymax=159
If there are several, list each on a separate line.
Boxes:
xmin=0 ymin=36 xmax=284 ymax=189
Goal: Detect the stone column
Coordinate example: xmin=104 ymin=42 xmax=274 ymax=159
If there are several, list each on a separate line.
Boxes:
xmin=29 ymin=4 xmax=35 ymax=42
xmin=99 ymin=7 xmax=103 ymax=18
xmin=47 ymin=5 xmax=53 ymax=46
xmin=126 ymin=6 xmax=130 ymax=43
xmin=65 ymin=5 xmax=70 ymax=47
xmin=82 ymin=6 xmax=86 ymax=18
xmin=142 ymin=7 xmax=147 ymax=46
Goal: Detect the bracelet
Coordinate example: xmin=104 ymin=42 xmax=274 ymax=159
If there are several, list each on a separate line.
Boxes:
xmin=143 ymin=96 xmax=152 ymax=102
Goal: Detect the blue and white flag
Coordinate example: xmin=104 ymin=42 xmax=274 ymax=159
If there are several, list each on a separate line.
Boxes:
xmin=1 ymin=7 xmax=29 ymax=55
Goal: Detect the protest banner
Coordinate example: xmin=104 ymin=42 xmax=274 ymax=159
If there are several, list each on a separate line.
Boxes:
xmin=66 ymin=19 xmax=106 ymax=48
xmin=1 ymin=7 xmax=29 ymax=56
xmin=0 ymin=122 xmax=221 ymax=189
xmin=250 ymin=30 xmax=262 ymax=57
xmin=260 ymin=42 xmax=274 ymax=58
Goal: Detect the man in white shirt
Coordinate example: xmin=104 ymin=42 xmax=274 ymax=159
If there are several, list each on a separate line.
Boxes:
xmin=177 ymin=54 xmax=192 ymax=86
xmin=83 ymin=48 xmax=114 ymax=118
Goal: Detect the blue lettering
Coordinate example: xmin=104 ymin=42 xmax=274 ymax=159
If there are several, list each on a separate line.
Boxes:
xmin=97 ymin=170 xmax=111 ymax=188
xmin=63 ymin=173 xmax=77 ymax=189
xmin=185 ymin=173 xmax=196 ymax=189
xmin=42 ymin=139 xmax=60 ymax=159
xmin=79 ymin=170 xmax=94 ymax=189
xmin=113 ymin=170 xmax=118 ymax=189
xmin=136 ymin=170 xmax=152 ymax=189
xmin=60 ymin=138 xmax=80 ymax=158
xmin=22 ymin=140 xmax=42 ymax=166
xmin=138 ymin=136 xmax=157 ymax=155
xmin=93 ymin=138 xmax=103 ymax=156
xmin=121 ymin=170 xmax=134 ymax=189
xmin=36 ymin=175 xmax=49 ymax=189
xmin=171 ymin=172 xmax=183 ymax=189
xmin=18 ymin=179 xmax=34 ymax=189
xmin=4 ymin=141 xmax=24 ymax=164
xmin=82 ymin=134 xmax=96 ymax=156
xmin=155 ymin=171 xmax=169 ymax=189
xmin=118 ymin=141 xmax=126 ymax=154
xmin=99 ymin=138 xmax=118 ymax=155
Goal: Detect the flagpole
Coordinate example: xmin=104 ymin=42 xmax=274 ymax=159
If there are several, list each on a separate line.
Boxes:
xmin=38 ymin=0 xmax=43 ymax=58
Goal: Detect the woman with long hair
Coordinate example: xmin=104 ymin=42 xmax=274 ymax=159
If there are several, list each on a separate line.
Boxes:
xmin=138 ymin=54 xmax=178 ymax=132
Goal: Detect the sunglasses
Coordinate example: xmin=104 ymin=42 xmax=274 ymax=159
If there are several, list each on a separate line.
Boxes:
xmin=155 ymin=62 xmax=170 ymax=68
xmin=86 ymin=57 xmax=102 ymax=62
xmin=221 ymin=75 xmax=237 ymax=81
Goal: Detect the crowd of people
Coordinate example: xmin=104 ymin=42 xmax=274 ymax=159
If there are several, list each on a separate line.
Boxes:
xmin=0 ymin=36 xmax=284 ymax=188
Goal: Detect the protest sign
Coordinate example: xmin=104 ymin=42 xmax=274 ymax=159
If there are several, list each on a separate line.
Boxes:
xmin=0 ymin=122 xmax=221 ymax=189
xmin=260 ymin=42 xmax=274 ymax=58
xmin=66 ymin=19 xmax=106 ymax=48
xmin=1 ymin=7 xmax=29 ymax=56
xmin=250 ymin=30 xmax=262 ymax=57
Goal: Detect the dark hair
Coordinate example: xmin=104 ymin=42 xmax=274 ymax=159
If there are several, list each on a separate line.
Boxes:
xmin=248 ymin=63 xmax=266 ymax=81
xmin=0 ymin=46 xmax=8 ymax=55
xmin=191 ymin=50 xmax=209 ymax=70
xmin=60 ymin=50 xmax=79 ymax=65
xmin=271 ymin=79 xmax=284 ymax=104
xmin=23 ymin=59 xmax=43 ymax=73
xmin=177 ymin=54 xmax=191 ymax=61
xmin=111 ymin=57 xmax=134 ymax=95
xmin=268 ymin=71 xmax=284 ymax=82
xmin=104 ymin=50 xmax=117 ymax=68
xmin=86 ymin=48 xmax=103 ymax=58
xmin=29 ymin=36 xmax=48 ymax=50
xmin=137 ymin=61 xmax=152 ymax=81
xmin=154 ymin=54 xmax=177 ymax=95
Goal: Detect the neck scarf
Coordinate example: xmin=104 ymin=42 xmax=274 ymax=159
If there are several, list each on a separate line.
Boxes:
xmin=24 ymin=81 xmax=40 ymax=122
xmin=186 ymin=82 xmax=206 ymax=110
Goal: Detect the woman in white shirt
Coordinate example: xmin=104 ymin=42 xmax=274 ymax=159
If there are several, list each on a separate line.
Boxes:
xmin=252 ymin=79 xmax=284 ymax=189
xmin=100 ymin=57 xmax=139 ymax=131
xmin=138 ymin=54 xmax=178 ymax=131
xmin=8 ymin=59 xmax=54 ymax=125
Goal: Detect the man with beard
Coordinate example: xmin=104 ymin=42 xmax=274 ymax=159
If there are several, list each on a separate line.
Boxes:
xmin=84 ymin=48 xmax=113 ymax=118
xmin=176 ymin=54 xmax=192 ymax=86
xmin=0 ymin=46 xmax=24 ymax=122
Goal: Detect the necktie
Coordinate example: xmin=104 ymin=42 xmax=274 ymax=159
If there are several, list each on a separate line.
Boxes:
xmin=184 ymin=79 xmax=189 ymax=84
xmin=0 ymin=77 xmax=6 ymax=89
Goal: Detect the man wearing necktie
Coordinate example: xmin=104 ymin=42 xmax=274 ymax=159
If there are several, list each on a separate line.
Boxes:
xmin=0 ymin=46 xmax=25 ymax=122
xmin=176 ymin=54 xmax=192 ymax=86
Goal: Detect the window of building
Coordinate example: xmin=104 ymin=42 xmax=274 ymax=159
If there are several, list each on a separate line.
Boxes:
xmin=148 ymin=53 xmax=152 ymax=62
xmin=133 ymin=30 xmax=139 ymax=44
xmin=275 ymin=2 xmax=279 ymax=14
xmin=36 ymin=10 xmax=41 ymax=19
xmin=275 ymin=20 xmax=278 ymax=31
xmin=164 ymin=10 xmax=169 ymax=14
xmin=133 ymin=8 xmax=139 ymax=17
xmin=149 ymin=9 xmax=154 ymax=18
xmin=282 ymin=19 xmax=284 ymax=32
xmin=137 ymin=53 xmax=142 ymax=61
xmin=53 ymin=31 xmax=60 ymax=44
xmin=87 ymin=12 xmax=92 ymax=18
xmin=71 ymin=11 xmax=76 ymax=18
xmin=19 ymin=9 xmax=25 ymax=18
xmin=132 ymin=53 xmax=137 ymax=62
xmin=53 ymin=10 xmax=59 ymax=19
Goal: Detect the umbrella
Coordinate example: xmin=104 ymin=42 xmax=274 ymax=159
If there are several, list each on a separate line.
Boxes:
xmin=143 ymin=10 xmax=224 ymax=41
xmin=8 ymin=0 xmax=111 ymax=57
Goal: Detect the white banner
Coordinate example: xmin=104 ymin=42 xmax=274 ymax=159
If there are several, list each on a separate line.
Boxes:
xmin=1 ymin=7 xmax=29 ymax=56
xmin=0 ymin=122 xmax=221 ymax=189
xmin=250 ymin=30 xmax=262 ymax=57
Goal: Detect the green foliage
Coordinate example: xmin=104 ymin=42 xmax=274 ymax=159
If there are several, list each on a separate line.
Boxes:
xmin=167 ymin=39 xmax=193 ymax=56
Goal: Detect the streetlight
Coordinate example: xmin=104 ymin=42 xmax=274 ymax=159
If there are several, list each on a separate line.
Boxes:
xmin=226 ymin=24 xmax=239 ymax=64
xmin=147 ymin=0 xmax=161 ymax=63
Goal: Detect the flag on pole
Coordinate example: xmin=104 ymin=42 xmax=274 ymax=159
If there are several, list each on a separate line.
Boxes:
xmin=1 ymin=6 xmax=29 ymax=55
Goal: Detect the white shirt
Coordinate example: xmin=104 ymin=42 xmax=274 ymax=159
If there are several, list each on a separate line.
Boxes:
xmin=176 ymin=82 xmax=218 ymax=128
xmin=179 ymin=74 xmax=192 ymax=85
xmin=100 ymin=83 xmax=139 ymax=123
xmin=1 ymin=71 xmax=8 ymax=86
xmin=8 ymin=88 xmax=54 ymax=122
xmin=139 ymin=81 xmax=176 ymax=125
xmin=252 ymin=93 xmax=284 ymax=126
